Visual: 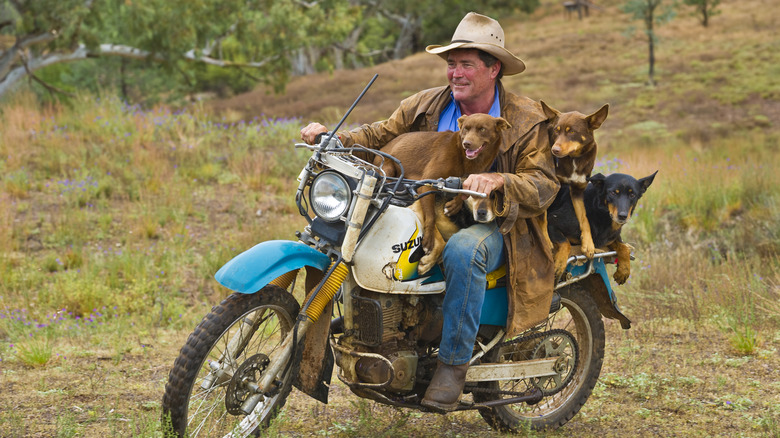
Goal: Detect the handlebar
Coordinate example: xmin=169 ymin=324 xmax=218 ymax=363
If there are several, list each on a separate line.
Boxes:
xmin=429 ymin=177 xmax=487 ymax=199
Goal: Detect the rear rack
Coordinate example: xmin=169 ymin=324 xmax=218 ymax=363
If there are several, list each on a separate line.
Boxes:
xmin=554 ymin=251 xmax=618 ymax=290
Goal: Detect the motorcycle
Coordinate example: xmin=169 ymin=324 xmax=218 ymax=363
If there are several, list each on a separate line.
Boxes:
xmin=161 ymin=76 xmax=633 ymax=437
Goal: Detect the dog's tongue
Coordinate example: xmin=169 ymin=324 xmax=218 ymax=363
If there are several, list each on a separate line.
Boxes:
xmin=465 ymin=145 xmax=484 ymax=159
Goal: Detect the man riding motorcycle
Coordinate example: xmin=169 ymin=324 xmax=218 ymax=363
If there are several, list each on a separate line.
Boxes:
xmin=301 ymin=12 xmax=559 ymax=412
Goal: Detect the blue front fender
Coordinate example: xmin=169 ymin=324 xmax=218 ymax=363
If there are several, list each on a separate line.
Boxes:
xmin=215 ymin=240 xmax=331 ymax=294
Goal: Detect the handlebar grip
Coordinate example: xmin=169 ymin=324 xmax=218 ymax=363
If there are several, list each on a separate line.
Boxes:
xmin=442 ymin=176 xmax=463 ymax=190
xmin=314 ymin=132 xmax=327 ymax=144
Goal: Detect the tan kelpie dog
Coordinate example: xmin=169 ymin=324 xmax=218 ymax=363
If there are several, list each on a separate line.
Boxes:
xmin=540 ymin=101 xmax=609 ymax=273
xmin=375 ymin=113 xmax=511 ymax=273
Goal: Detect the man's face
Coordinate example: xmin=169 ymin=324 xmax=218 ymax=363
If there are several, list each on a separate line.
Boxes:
xmin=446 ymin=49 xmax=500 ymax=107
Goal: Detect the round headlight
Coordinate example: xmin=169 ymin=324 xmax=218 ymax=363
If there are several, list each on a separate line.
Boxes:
xmin=310 ymin=172 xmax=351 ymax=222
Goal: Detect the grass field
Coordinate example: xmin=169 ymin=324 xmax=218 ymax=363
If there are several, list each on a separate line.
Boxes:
xmin=1 ymin=0 xmax=778 ymax=436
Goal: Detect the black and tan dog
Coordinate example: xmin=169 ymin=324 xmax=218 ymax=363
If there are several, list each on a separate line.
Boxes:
xmin=546 ymin=171 xmax=657 ymax=284
xmin=540 ymin=101 xmax=609 ymax=259
xmin=374 ymin=113 xmax=511 ymax=272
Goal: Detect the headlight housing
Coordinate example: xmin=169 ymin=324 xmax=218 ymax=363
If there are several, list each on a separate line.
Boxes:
xmin=310 ymin=171 xmax=351 ymax=222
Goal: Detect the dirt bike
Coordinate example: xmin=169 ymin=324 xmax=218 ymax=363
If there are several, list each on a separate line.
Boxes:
xmin=161 ymin=76 xmax=633 ymax=437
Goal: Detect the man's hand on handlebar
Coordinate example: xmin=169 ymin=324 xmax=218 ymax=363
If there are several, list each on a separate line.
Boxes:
xmin=300 ymin=123 xmax=329 ymax=145
xmin=462 ymin=173 xmax=504 ymax=198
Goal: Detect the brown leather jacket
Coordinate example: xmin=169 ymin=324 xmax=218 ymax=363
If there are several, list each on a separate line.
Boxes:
xmin=340 ymin=83 xmax=559 ymax=336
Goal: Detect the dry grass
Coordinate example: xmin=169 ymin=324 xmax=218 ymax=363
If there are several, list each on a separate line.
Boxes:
xmin=1 ymin=0 xmax=779 ymax=436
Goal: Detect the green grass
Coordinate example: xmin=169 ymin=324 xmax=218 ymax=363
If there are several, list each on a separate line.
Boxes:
xmin=0 ymin=0 xmax=779 ymax=435
xmin=1 ymin=89 xmax=776 ymax=437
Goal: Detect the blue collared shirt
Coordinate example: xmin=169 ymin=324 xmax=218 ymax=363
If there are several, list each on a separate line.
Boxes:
xmin=437 ymin=85 xmax=502 ymax=132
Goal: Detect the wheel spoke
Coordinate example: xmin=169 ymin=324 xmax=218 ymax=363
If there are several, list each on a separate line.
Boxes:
xmin=475 ymin=287 xmax=605 ymax=432
xmin=162 ymin=288 xmax=301 ymax=438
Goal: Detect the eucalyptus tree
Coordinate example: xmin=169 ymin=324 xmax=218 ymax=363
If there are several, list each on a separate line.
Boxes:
xmin=0 ymin=0 xmax=356 ymax=98
xmin=621 ymin=0 xmax=676 ymax=86
xmin=351 ymin=0 xmax=540 ymax=62
xmin=682 ymin=0 xmax=720 ymax=27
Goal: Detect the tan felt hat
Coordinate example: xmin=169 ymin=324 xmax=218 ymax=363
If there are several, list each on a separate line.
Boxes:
xmin=425 ymin=12 xmax=526 ymax=76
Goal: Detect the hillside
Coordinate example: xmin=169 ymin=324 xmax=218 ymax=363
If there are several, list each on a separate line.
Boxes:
xmin=210 ymin=0 xmax=779 ymax=150
xmin=0 ymin=1 xmax=778 ymax=436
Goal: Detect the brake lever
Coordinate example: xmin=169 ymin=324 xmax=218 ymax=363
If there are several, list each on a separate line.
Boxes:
xmin=433 ymin=177 xmax=487 ymax=198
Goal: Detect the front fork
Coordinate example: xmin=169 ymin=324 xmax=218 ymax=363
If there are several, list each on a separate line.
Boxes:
xmin=200 ymin=262 xmax=349 ymax=415
xmin=202 ymin=172 xmax=376 ymax=412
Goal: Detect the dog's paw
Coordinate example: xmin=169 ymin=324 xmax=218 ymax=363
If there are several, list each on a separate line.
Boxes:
xmin=418 ymin=249 xmax=442 ymax=275
xmin=444 ymin=198 xmax=464 ymax=216
xmin=581 ymin=239 xmax=595 ymax=259
xmin=613 ymin=267 xmax=630 ymax=285
xmin=418 ymin=256 xmax=434 ymax=275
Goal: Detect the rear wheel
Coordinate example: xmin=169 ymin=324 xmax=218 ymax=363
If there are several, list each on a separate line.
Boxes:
xmin=162 ymin=286 xmax=300 ymax=438
xmin=476 ymin=283 xmax=605 ymax=432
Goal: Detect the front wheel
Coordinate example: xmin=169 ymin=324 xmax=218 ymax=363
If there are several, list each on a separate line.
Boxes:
xmin=476 ymin=282 xmax=605 ymax=432
xmin=162 ymin=286 xmax=301 ymax=438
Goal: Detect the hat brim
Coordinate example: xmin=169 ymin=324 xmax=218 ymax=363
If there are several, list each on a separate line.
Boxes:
xmin=426 ymin=42 xmax=526 ymax=75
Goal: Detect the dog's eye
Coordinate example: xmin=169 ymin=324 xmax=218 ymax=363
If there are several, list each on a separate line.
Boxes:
xmin=555 ymin=126 xmax=560 ymax=132
xmin=480 ymin=128 xmax=486 ymax=133
xmin=565 ymin=127 xmax=571 ymax=133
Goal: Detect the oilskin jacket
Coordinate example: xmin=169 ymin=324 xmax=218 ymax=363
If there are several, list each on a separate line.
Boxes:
xmin=339 ymin=82 xmax=559 ymax=336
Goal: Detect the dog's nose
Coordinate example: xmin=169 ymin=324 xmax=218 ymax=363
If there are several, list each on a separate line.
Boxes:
xmin=617 ymin=212 xmax=629 ymax=222
xmin=463 ymin=140 xmax=472 ymax=149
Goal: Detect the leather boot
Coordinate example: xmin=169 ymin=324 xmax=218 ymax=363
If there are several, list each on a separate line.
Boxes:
xmin=421 ymin=361 xmax=469 ymax=413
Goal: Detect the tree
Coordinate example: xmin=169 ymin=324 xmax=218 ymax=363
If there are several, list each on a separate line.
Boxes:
xmin=621 ymin=0 xmax=676 ymax=86
xmin=0 ymin=0 xmax=357 ymax=98
xmin=682 ymin=0 xmax=720 ymax=27
xmin=342 ymin=0 xmax=540 ymax=66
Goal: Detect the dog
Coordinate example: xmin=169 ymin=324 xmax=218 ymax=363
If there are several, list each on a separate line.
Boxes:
xmin=546 ymin=171 xmax=657 ymax=284
xmin=410 ymin=194 xmax=496 ymax=274
xmin=374 ymin=113 xmax=511 ymax=271
xmin=540 ymin=101 xmax=609 ymax=260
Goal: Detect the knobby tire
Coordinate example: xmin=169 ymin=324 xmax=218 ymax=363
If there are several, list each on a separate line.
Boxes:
xmin=161 ymin=287 xmax=300 ymax=438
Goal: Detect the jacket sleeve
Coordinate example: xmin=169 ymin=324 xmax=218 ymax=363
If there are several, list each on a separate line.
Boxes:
xmin=337 ymin=86 xmax=448 ymax=149
xmin=494 ymin=122 xmax=559 ymax=224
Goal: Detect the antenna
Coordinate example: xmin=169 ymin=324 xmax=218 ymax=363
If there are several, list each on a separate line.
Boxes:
xmin=321 ymin=74 xmax=378 ymax=149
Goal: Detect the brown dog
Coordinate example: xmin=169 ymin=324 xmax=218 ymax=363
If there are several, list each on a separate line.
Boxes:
xmin=540 ymin=101 xmax=609 ymax=263
xmin=375 ymin=113 xmax=511 ymax=273
xmin=411 ymin=195 xmax=496 ymax=274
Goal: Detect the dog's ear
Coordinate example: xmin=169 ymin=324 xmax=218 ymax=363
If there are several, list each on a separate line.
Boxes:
xmin=540 ymin=100 xmax=560 ymax=121
xmin=457 ymin=115 xmax=467 ymax=129
xmin=588 ymin=173 xmax=606 ymax=189
xmin=587 ymin=104 xmax=609 ymax=130
xmin=496 ymin=117 xmax=513 ymax=131
xmin=589 ymin=173 xmax=607 ymax=200
xmin=638 ymin=170 xmax=658 ymax=194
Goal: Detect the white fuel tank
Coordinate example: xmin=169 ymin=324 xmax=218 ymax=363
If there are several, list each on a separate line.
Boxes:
xmin=351 ymin=205 xmax=445 ymax=294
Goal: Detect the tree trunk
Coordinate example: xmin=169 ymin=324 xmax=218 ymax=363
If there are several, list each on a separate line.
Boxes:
xmin=120 ymin=57 xmax=129 ymax=102
xmin=646 ymin=1 xmax=657 ymax=86
xmin=702 ymin=3 xmax=709 ymax=27
xmin=392 ymin=15 xmax=420 ymax=60
xmin=648 ymin=32 xmax=655 ymax=86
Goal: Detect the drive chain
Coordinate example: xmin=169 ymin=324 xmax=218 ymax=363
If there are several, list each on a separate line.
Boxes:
xmin=467 ymin=328 xmax=579 ymax=398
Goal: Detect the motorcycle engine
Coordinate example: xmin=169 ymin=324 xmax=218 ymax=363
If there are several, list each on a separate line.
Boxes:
xmin=349 ymin=289 xmax=442 ymax=393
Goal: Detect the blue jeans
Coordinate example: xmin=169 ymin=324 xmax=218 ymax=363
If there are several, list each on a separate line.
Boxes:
xmin=438 ymin=221 xmax=505 ymax=365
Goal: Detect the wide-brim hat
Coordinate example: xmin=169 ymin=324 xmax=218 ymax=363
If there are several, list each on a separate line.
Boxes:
xmin=425 ymin=12 xmax=526 ymax=76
